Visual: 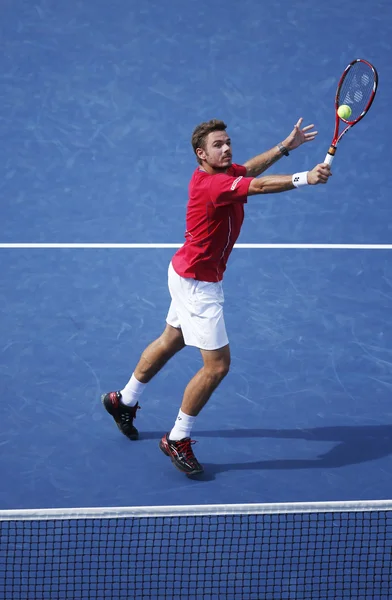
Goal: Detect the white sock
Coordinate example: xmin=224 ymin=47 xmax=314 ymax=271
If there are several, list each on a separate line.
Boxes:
xmin=120 ymin=373 xmax=145 ymax=407
xmin=169 ymin=409 xmax=196 ymax=441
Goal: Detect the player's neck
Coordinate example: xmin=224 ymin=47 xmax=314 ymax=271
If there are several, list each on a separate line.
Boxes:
xmin=199 ymin=163 xmax=229 ymax=175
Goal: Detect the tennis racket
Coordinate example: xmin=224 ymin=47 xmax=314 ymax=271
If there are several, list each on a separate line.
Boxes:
xmin=324 ymin=58 xmax=378 ymax=166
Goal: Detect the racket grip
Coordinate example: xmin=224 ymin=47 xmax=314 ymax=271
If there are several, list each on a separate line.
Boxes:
xmin=324 ymin=146 xmax=336 ymax=166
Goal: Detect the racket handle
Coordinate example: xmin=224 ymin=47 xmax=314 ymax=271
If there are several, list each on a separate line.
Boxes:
xmin=324 ymin=146 xmax=336 ymax=166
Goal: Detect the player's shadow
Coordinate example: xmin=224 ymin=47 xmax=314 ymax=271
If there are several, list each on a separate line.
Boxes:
xmin=197 ymin=424 xmax=392 ymax=481
xmin=141 ymin=424 xmax=392 ymax=480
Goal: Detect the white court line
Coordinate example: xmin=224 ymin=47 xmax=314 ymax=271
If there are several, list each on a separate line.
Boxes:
xmin=0 ymin=243 xmax=392 ymax=249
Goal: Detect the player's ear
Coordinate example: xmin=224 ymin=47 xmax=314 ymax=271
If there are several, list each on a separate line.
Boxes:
xmin=196 ymin=147 xmax=206 ymax=161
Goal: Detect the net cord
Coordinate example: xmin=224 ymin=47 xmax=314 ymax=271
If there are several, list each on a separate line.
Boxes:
xmin=1 ymin=499 xmax=392 ymax=521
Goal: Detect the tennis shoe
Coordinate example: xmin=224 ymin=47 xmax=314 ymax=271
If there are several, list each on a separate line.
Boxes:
xmin=101 ymin=391 xmax=140 ymax=440
xmin=159 ymin=434 xmax=204 ymax=476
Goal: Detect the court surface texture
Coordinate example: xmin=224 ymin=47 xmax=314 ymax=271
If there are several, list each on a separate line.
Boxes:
xmin=1 ymin=0 xmax=392 ymax=510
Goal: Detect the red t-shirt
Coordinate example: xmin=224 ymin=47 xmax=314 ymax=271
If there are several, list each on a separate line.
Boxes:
xmin=172 ymin=164 xmax=253 ymax=282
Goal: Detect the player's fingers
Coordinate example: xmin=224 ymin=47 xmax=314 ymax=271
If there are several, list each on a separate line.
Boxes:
xmin=304 ymin=132 xmax=318 ymax=139
xmin=302 ymin=124 xmax=315 ymax=132
xmin=295 ymin=117 xmax=303 ymax=129
xmin=315 ymin=167 xmax=331 ymax=181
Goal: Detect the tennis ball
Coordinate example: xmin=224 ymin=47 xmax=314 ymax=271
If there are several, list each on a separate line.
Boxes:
xmin=337 ymin=104 xmax=352 ymax=120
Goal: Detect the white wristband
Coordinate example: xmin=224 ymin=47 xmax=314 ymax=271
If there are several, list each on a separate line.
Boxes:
xmin=292 ymin=171 xmax=309 ymax=188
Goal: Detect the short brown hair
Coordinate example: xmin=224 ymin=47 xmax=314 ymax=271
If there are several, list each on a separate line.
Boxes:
xmin=191 ymin=119 xmax=227 ymax=164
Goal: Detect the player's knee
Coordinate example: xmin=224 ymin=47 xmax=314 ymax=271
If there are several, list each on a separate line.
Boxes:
xmin=209 ymin=360 xmax=230 ymax=383
xmin=201 ymin=344 xmax=230 ymax=384
xmin=217 ymin=362 xmax=230 ymax=381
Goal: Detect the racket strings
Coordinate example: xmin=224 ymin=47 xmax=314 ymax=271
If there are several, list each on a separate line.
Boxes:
xmin=338 ymin=63 xmax=375 ymax=121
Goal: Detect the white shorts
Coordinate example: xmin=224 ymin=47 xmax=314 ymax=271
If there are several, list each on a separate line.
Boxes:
xmin=166 ymin=262 xmax=229 ymax=351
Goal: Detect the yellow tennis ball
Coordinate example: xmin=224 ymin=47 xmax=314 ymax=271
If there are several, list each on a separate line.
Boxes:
xmin=338 ymin=104 xmax=352 ymax=120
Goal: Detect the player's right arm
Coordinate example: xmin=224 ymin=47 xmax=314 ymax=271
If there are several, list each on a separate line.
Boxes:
xmin=247 ymin=163 xmax=331 ymax=195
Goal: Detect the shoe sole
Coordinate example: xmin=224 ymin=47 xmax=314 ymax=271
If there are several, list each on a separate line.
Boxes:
xmin=115 ymin=421 xmax=139 ymax=441
xmin=159 ymin=440 xmax=204 ymax=476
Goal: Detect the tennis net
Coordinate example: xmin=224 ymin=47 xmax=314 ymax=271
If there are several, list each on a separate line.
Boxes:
xmin=1 ymin=500 xmax=392 ymax=599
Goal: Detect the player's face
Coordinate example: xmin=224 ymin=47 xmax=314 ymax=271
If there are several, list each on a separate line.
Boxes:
xmin=199 ymin=131 xmax=232 ymax=170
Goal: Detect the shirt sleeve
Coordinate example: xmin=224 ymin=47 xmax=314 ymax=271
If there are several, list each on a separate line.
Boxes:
xmin=209 ymin=168 xmax=253 ymax=207
xmin=230 ymin=164 xmax=247 ymax=177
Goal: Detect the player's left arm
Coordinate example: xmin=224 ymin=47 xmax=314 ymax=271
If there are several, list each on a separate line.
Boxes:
xmin=243 ymin=118 xmax=318 ymax=177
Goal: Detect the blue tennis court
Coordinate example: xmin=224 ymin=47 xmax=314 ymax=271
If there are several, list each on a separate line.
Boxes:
xmin=1 ymin=0 xmax=392 ymax=514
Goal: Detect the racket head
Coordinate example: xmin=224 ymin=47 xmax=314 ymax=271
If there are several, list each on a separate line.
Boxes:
xmin=332 ymin=59 xmax=378 ymax=143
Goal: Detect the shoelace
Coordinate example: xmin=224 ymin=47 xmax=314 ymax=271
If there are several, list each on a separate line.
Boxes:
xmin=175 ymin=439 xmax=198 ymax=463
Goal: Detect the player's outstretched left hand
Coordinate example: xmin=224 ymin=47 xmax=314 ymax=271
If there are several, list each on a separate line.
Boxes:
xmin=284 ymin=118 xmax=318 ymax=151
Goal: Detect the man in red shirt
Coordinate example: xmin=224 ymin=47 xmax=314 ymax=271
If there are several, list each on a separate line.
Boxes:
xmin=102 ymin=119 xmax=331 ymax=476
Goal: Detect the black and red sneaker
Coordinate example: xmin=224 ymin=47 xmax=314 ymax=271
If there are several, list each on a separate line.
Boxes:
xmin=159 ymin=434 xmax=204 ymax=476
xmin=101 ymin=391 xmax=140 ymax=440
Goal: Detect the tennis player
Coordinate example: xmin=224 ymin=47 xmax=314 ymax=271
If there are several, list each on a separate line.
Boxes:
xmin=102 ymin=118 xmax=331 ymax=476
